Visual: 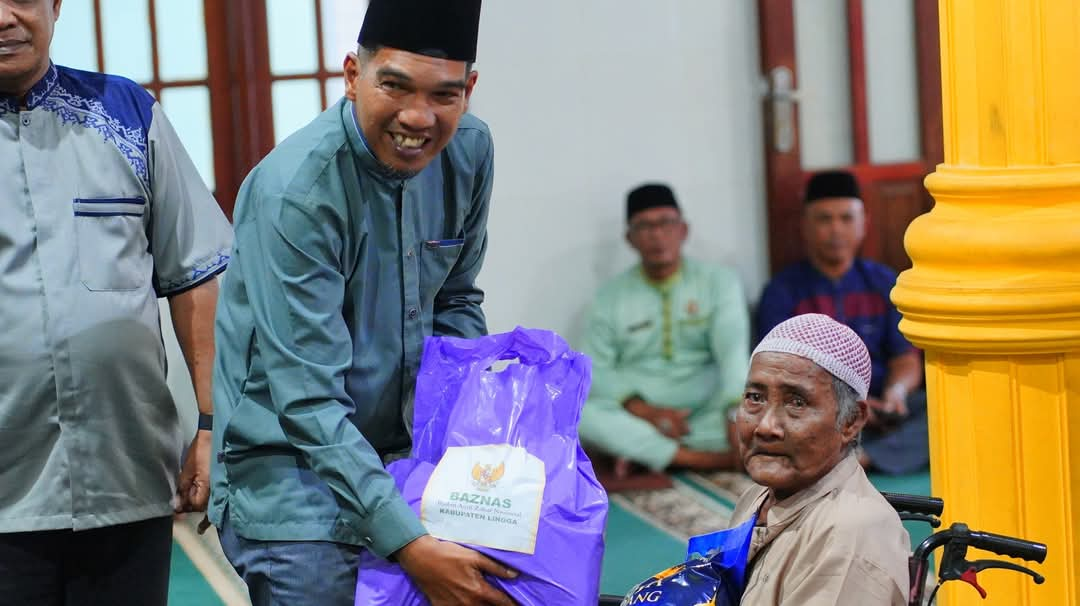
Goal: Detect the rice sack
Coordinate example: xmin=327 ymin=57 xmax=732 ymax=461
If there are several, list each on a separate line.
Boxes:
xmin=620 ymin=514 xmax=757 ymax=606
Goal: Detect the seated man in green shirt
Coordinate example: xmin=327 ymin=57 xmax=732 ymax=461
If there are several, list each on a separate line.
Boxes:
xmin=579 ymin=184 xmax=750 ymax=479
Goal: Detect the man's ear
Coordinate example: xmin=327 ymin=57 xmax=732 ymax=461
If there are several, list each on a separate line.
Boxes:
xmin=854 ymin=200 xmax=869 ymax=242
xmin=462 ymin=70 xmax=479 ymax=113
xmin=840 ymin=400 xmax=869 ymax=445
xmin=343 ymin=53 xmax=362 ymax=102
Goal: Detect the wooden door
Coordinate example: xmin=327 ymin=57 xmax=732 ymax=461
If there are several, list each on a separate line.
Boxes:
xmin=758 ymin=0 xmax=943 ymax=274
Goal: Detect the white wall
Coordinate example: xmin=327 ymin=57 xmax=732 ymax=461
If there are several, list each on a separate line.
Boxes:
xmin=84 ymin=3 xmax=925 ymax=432
xmin=159 ymin=3 xmax=772 ymax=418
xmin=469 ymin=1 xmax=770 ymax=342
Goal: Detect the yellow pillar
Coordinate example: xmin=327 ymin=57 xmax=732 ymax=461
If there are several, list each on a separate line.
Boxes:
xmin=892 ymin=1 xmax=1080 ymax=604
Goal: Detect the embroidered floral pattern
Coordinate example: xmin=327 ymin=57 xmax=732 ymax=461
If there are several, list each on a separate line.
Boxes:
xmin=25 ymin=64 xmax=59 ymax=109
xmin=159 ymin=250 xmax=231 ymax=294
xmin=40 ymin=84 xmax=150 ymax=189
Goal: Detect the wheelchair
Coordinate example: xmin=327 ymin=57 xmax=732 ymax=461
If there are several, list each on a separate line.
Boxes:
xmin=596 ymin=492 xmax=1047 ymax=606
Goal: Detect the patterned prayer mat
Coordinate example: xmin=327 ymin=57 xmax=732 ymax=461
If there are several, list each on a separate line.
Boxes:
xmin=609 ymin=471 xmax=756 ymax=541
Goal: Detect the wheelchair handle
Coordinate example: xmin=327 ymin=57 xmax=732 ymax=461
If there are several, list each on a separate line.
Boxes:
xmin=882 ymin=491 xmax=944 ymax=517
xmin=966 ymin=529 xmax=1047 ymax=563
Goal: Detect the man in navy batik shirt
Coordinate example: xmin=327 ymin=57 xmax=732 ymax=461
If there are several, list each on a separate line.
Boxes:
xmin=757 ymin=170 xmax=928 ymax=475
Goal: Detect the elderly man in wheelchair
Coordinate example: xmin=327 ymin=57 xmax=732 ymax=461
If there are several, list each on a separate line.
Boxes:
xmin=606 ymin=313 xmax=1046 ymax=606
xmin=726 ymin=313 xmax=910 ymax=604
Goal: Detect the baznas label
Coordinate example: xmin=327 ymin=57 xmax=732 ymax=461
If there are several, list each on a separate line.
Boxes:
xmin=421 ymin=444 xmax=546 ymax=554
xmin=449 ymin=492 xmax=512 ymax=509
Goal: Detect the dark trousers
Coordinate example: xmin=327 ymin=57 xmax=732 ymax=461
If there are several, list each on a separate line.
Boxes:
xmin=0 ymin=516 xmax=173 ymax=606
xmin=863 ymin=389 xmax=931 ymax=475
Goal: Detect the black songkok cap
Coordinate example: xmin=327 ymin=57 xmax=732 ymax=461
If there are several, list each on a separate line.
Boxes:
xmin=805 ymin=170 xmax=862 ymax=204
xmin=627 ymin=183 xmax=680 ymax=222
xmin=358 ymin=0 xmax=482 ymax=63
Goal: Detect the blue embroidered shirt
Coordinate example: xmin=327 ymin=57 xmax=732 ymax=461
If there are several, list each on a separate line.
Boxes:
xmin=0 ymin=64 xmax=232 ymax=531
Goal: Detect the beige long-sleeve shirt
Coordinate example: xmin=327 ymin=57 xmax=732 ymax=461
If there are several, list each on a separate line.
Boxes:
xmin=730 ymin=454 xmax=910 ymax=605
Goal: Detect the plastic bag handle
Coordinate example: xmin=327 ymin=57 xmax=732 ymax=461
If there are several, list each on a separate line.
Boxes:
xmin=439 ymin=327 xmax=571 ymax=369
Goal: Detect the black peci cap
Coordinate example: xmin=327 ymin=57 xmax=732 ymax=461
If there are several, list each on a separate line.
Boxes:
xmin=358 ymin=0 xmax=482 ymax=62
xmin=805 ymin=170 xmax=862 ymax=204
xmin=627 ymin=183 xmax=680 ymax=222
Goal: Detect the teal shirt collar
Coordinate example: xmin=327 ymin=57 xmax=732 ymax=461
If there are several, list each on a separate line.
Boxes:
xmin=343 ymin=100 xmax=410 ymax=185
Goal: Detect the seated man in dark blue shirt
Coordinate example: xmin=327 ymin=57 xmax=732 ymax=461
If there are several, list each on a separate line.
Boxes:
xmin=756 ymin=170 xmax=929 ymax=474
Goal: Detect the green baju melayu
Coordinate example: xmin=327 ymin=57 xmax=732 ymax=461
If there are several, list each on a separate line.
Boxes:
xmin=579 ymin=259 xmax=750 ymax=470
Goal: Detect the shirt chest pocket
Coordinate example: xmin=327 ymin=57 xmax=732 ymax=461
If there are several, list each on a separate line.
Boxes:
xmin=678 ymin=312 xmax=712 ymax=351
xmin=73 ymin=197 xmax=151 ymax=292
xmin=419 ymin=239 xmax=464 ymax=303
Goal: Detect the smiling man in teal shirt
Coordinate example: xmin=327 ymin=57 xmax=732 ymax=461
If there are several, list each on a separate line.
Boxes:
xmin=209 ymin=2 xmax=517 ymax=605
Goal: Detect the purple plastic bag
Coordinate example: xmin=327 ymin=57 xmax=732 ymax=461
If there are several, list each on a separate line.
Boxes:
xmin=355 ymin=327 xmax=609 ymax=606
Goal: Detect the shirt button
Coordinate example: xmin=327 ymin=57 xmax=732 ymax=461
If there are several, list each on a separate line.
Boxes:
xmin=407 ymin=249 xmax=414 ymax=258
xmin=408 ymin=308 xmax=418 ymax=320
xmin=364 ymin=536 xmax=373 ymax=544
xmin=21 ymin=116 xmax=30 ymax=126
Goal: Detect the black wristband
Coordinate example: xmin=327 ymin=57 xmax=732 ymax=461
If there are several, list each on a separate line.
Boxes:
xmin=197 ymin=413 xmax=213 ymax=431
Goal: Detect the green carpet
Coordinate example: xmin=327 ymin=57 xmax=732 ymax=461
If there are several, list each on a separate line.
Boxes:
xmin=167 ymin=471 xmax=934 ymax=603
xmin=169 ymin=541 xmax=226 ymax=606
xmin=168 ymin=515 xmax=251 ymax=606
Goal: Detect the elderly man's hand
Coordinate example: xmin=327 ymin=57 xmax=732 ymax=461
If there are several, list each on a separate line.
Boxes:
xmin=623 ymin=397 xmax=690 ymax=438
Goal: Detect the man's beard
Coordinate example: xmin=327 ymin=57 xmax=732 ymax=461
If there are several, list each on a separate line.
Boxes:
xmin=374 ymin=159 xmax=420 ymax=181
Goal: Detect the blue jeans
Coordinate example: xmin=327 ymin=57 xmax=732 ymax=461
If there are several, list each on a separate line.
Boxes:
xmin=219 ymin=511 xmax=363 ymax=606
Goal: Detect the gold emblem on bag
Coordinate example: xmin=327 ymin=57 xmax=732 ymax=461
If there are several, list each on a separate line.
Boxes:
xmin=471 ymin=462 xmax=505 ymax=491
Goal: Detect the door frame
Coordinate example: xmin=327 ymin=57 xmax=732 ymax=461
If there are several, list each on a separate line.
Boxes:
xmin=758 ymin=0 xmax=943 ymax=273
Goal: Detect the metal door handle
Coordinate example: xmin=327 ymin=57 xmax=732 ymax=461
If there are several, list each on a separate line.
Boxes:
xmin=765 ymin=66 xmax=799 ymax=153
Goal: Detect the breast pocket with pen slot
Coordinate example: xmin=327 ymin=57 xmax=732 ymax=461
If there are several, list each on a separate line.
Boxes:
xmin=72 ymin=197 xmax=151 ymax=292
xmin=419 ymin=239 xmax=465 ymax=302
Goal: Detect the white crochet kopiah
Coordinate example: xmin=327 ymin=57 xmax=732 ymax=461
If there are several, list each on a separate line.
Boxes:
xmin=752 ymin=313 xmax=872 ymax=400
